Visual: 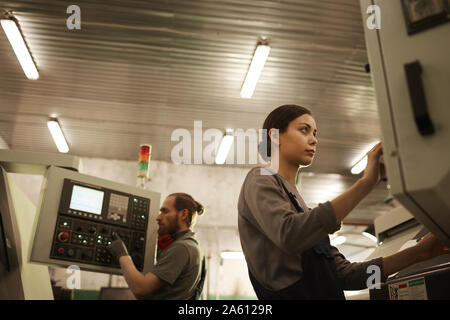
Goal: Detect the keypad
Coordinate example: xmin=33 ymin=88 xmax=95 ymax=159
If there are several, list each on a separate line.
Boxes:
xmin=51 ymin=216 xmax=145 ymax=270
xmin=107 ymin=193 xmax=129 ymax=223
xmin=131 ymin=198 xmax=149 ymax=230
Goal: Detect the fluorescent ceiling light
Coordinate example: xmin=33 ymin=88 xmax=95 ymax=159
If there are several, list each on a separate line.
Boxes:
xmin=351 ymin=157 xmax=367 ymax=175
xmin=220 ymin=251 xmax=245 ymax=260
xmin=47 ymin=119 xmax=69 ymax=153
xmin=240 ymin=43 xmax=270 ymax=98
xmin=330 ymin=236 xmax=346 ymax=246
xmin=1 ymin=18 xmax=39 ymax=80
xmin=362 ymin=232 xmax=378 ymax=243
xmin=215 ymin=129 xmax=234 ymax=165
xmin=350 ymin=142 xmax=379 ymax=174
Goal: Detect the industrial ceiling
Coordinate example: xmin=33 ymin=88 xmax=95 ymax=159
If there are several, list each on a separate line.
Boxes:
xmin=0 ymin=0 xmax=381 ymax=169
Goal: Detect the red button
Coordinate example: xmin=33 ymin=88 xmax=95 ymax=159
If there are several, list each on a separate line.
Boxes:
xmin=58 ymin=232 xmax=70 ymax=242
xmin=57 ymin=248 xmax=64 ymax=255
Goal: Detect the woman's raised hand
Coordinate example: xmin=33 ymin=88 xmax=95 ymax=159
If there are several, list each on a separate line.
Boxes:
xmin=362 ymin=142 xmax=384 ymax=188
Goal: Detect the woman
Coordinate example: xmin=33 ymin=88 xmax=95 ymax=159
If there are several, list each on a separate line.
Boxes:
xmin=237 ymin=104 xmax=449 ymax=299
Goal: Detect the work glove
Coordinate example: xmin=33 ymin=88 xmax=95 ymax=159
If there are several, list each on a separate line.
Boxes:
xmin=107 ymin=232 xmax=130 ymax=260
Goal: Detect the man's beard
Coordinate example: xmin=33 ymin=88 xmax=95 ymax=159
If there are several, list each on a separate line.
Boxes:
xmin=159 ymin=219 xmax=180 ymax=235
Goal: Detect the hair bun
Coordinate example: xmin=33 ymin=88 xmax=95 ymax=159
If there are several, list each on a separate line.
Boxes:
xmin=195 ymin=201 xmax=205 ymax=216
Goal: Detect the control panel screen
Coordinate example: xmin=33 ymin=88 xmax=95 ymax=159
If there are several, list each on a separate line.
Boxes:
xmin=53 ymin=179 xmax=150 ymax=271
xmin=69 ymin=185 xmax=104 ymax=215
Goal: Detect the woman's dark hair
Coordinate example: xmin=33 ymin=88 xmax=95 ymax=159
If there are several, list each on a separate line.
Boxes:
xmin=260 ymin=104 xmax=312 ymax=159
xmin=169 ymin=193 xmax=204 ymax=228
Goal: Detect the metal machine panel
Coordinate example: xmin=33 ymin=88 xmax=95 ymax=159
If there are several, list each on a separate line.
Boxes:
xmin=0 ymin=150 xmax=81 ymax=175
xmin=0 ymin=167 xmax=54 ymax=299
xmin=361 ymin=0 xmax=450 ymax=247
xmin=0 ymin=167 xmax=25 ymax=299
xmin=369 ymin=254 xmax=450 ymax=300
xmin=30 ymin=166 xmax=161 ymax=275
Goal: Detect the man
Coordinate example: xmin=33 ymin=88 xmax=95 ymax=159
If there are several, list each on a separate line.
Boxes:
xmin=107 ymin=193 xmax=206 ymax=300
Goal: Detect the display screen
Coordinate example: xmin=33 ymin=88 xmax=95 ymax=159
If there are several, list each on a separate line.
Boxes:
xmin=69 ymin=185 xmax=104 ymax=215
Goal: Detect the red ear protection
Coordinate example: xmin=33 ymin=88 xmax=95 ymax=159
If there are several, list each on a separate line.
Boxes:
xmin=158 ymin=234 xmax=174 ymax=249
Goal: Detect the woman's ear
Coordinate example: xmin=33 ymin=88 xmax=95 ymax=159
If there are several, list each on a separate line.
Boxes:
xmin=268 ymin=128 xmax=280 ymax=146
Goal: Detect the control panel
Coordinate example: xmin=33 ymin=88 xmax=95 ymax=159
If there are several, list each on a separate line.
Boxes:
xmin=50 ymin=179 xmax=150 ymax=271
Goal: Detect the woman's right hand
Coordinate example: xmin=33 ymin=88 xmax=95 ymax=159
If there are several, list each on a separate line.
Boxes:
xmin=415 ymin=233 xmax=450 ymax=261
xmin=361 ymin=142 xmax=384 ymax=188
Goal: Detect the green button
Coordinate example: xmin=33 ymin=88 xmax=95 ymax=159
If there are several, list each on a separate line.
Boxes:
xmin=68 ymin=249 xmax=74 ymax=256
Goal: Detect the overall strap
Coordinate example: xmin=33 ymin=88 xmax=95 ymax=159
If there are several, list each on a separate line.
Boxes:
xmin=275 ymin=175 xmax=303 ymax=213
